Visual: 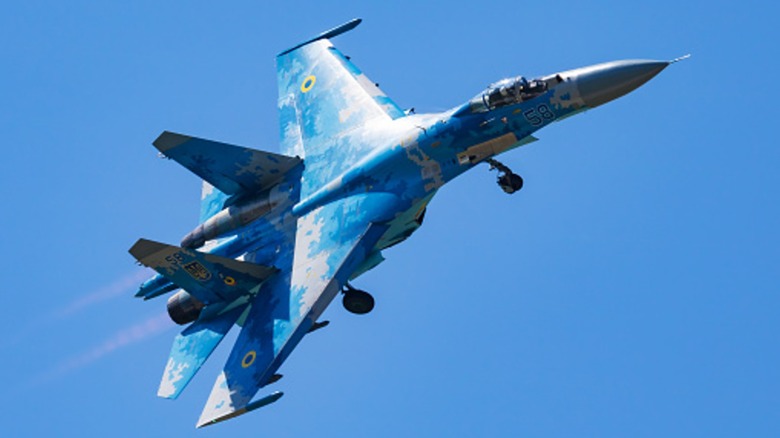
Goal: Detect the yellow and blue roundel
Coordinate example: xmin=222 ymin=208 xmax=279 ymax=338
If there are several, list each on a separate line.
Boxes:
xmin=300 ymin=75 xmax=316 ymax=93
xmin=241 ymin=350 xmax=257 ymax=368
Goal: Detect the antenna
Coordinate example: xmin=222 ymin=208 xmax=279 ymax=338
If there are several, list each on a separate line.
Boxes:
xmin=670 ymin=54 xmax=691 ymax=64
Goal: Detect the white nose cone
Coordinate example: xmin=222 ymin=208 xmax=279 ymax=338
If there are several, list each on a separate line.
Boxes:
xmin=565 ymin=60 xmax=669 ymax=108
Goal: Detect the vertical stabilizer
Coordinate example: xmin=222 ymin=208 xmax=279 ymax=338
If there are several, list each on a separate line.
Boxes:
xmin=200 ymin=182 xmax=228 ymax=223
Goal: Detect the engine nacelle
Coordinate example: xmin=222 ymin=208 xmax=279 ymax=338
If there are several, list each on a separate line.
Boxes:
xmin=180 ymin=184 xmax=289 ymax=249
xmin=166 ymin=290 xmax=205 ymax=325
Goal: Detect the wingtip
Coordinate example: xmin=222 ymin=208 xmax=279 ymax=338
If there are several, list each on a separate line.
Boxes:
xmin=195 ymin=392 xmax=285 ymax=428
xmin=195 ymin=407 xmax=246 ymax=429
xmin=153 ymin=131 xmax=191 ymax=153
xmin=128 ymin=238 xmax=168 ymax=262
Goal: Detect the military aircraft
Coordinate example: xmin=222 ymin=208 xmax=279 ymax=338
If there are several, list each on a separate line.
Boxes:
xmin=129 ymin=18 xmax=684 ymax=427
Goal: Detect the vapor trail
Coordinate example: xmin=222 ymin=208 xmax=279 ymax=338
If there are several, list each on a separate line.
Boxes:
xmin=3 ymin=270 xmax=153 ymax=348
xmin=29 ymin=312 xmax=173 ymax=386
xmin=56 ymin=269 xmax=151 ymax=318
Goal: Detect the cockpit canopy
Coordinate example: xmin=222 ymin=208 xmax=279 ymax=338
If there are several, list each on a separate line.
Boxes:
xmin=466 ymin=76 xmax=549 ymax=113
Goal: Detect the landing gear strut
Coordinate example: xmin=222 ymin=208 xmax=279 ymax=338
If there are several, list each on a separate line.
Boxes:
xmin=486 ymin=158 xmax=523 ymax=194
xmin=342 ymin=283 xmax=374 ymax=315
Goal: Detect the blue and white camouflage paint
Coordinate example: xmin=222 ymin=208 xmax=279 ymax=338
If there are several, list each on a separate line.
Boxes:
xmin=129 ymin=18 xmax=682 ymax=427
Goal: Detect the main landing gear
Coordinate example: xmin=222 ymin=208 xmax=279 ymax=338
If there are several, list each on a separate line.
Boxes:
xmin=486 ymin=158 xmax=523 ymax=194
xmin=342 ymin=283 xmax=374 ymax=315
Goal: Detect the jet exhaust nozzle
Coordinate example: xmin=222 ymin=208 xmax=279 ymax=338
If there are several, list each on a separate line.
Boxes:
xmin=167 ymin=290 xmax=204 ymax=325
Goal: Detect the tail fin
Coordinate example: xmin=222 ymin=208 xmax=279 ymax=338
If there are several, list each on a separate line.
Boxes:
xmin=200 ymin=182 xmax=228 ymax=223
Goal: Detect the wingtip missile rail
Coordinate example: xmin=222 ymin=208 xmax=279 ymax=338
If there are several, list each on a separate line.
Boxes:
xmin=196 ymin=391 xmax=284 ymax=428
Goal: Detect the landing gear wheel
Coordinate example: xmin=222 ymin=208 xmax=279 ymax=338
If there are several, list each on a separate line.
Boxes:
xmin=498 ymin=173 xmax=524 ymax=193
xmin=486 ymin=158 xmax=523 ymax=194
xmin=342 ymin=287 xmax=375 ymax=315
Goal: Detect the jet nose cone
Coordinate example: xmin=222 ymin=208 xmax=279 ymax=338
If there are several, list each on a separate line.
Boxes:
xmin=571 ymin=60 xmax=669 ymax=108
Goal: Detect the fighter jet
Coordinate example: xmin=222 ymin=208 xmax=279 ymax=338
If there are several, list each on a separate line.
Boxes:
xmin=129 ymin=18 xmax=684 ymax=427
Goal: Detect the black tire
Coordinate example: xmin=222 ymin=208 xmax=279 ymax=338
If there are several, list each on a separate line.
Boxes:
xmin=509 ymin=173 xmax=524 ymax=191
xmin=342 ymin=289 xmax=375 ymax=315
xmin=498 ymin=173 xmax=523 ymax=193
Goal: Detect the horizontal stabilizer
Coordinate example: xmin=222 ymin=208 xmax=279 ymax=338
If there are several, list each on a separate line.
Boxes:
xmin=158 ymin=305 xmax=246 ymax=399
xmin=153 ymin=131 xmax=301 ymax=196
xmin=129 ymin=238 xmax=277 ymax=305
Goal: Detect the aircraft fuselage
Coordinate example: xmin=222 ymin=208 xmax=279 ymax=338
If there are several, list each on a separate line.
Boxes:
xmin=131 ymin=18 xmax=681 ymax=427
xmin=289 ymin=60 xmax=669 ymax=255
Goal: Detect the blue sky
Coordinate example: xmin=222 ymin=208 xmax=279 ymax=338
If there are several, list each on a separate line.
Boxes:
xmin=1 ymin=1 xmax=778 ymax=436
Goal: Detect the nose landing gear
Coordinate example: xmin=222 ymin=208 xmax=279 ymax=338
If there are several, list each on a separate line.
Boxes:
xmin=342 ymin=283 xmax=374 ymax=315
xmin=486 ymin=158 xmax=523 ymax=194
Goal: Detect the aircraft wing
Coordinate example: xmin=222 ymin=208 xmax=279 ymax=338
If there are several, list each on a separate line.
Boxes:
xmin=158 ymin=304 xmax=247 ymax=400
xmin=196 ymin=192 xmax=398 ymax=427
xmin=153 ymin=131 xmax=302 ymax=197
xmin=276 ymin=18 xmax=405 ymax=198
xmin=151 ymin=131 xmax=302 ymax=223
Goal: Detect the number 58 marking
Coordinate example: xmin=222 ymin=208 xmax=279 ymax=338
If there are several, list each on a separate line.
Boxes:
xmin=523 ymin=104 xmax=555 ymax=126
xmin=165 ymin=253 xmax=185 ymax=266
